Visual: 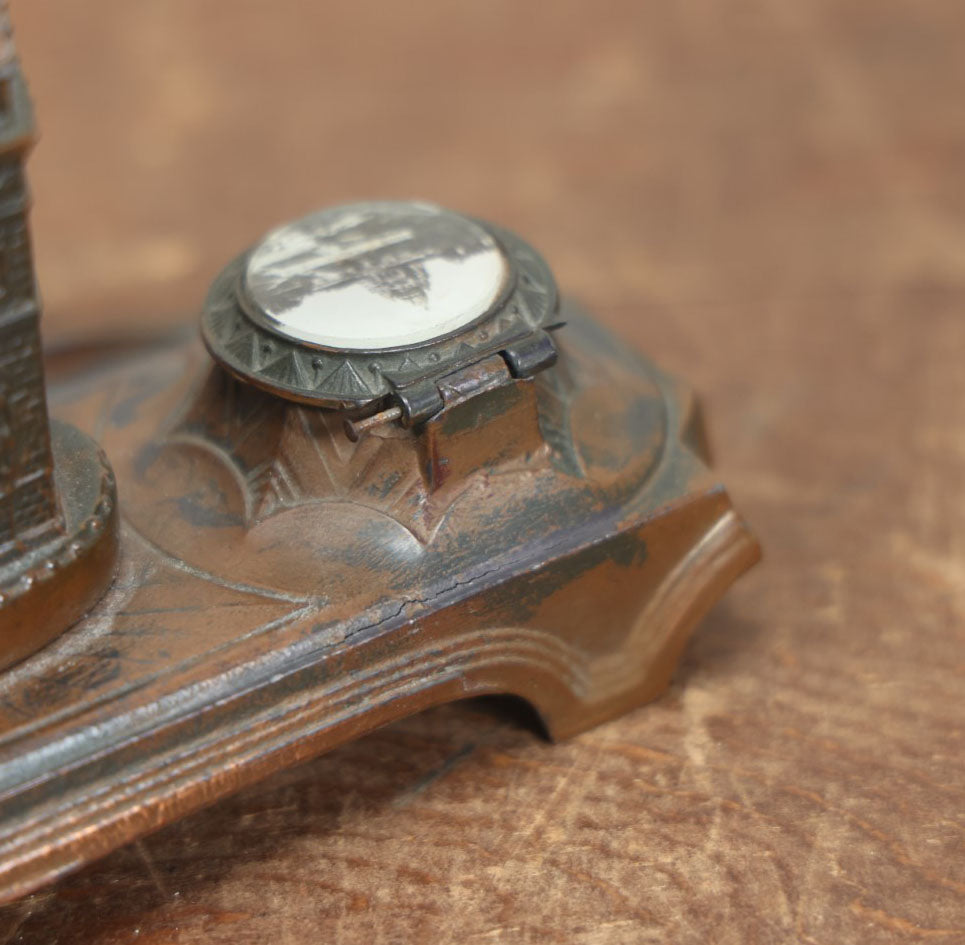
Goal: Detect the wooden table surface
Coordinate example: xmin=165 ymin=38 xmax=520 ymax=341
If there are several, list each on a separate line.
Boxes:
xmin=3 ymin=1 xmax=964 ymax=942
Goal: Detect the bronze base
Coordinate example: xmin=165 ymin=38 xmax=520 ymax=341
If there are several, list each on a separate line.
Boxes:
xmin=0 ymin=307 xmax=758 ymax=901
xmin=0 ymin=421 xmax=119 ymax=671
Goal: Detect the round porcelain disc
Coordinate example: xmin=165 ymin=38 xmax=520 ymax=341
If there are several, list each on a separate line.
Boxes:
xmin=241 ymin=201 xmax=510 ymax=351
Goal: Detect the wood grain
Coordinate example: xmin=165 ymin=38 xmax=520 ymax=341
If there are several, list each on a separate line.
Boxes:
xmin=2 ymin=0 xmax=964 ymax=941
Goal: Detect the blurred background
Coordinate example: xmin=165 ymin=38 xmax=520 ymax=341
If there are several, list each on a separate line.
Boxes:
xmin=17 ymin=1 xmax=964 ymax=347
xmin=6 ymin=2 xmax=964 ymax=943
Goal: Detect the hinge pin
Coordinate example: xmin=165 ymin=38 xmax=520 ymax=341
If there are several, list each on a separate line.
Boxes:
xmin=343 ymin=405 xmax=404 ymax=442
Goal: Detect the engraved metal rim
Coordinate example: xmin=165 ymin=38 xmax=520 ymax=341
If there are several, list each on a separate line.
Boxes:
xmin=0 ymin=436 xmax=115 ymax=602
xmin=0 ymin=422 xmax=119 ymax=671
xmin=201 ymin=221 xmax=559 ymax=410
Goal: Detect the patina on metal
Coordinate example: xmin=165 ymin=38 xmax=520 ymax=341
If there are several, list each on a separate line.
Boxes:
xmin=201 ymin=203 xmax=560 ymax=419
xmin=0 ymin=4 xmax=118 ymax=670
xmin=0 ymin=6 xmax=759 ymax=906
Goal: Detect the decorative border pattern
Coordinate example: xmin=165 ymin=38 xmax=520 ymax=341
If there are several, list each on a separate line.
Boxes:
xmin=0 ymin=440 xmax=116 ymax=606
xmin=201 ymin=222 xmax=559 ymax=409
